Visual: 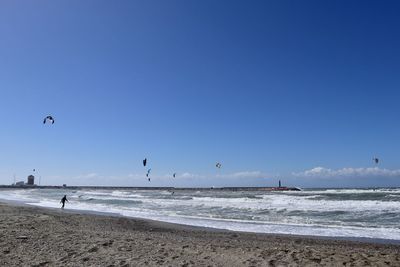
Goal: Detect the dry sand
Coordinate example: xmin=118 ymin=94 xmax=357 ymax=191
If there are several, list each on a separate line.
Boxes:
xmin=0 ymin=202 xmax=399 ymax=266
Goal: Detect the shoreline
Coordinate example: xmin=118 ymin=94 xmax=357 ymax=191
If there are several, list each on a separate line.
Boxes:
xmin=1 ymin=201 xmax=400 ymax=266
xmin=2 ymin=198 xmax=400 ymax=246
xmin=0 ymin=185 xmax=302 ymax=192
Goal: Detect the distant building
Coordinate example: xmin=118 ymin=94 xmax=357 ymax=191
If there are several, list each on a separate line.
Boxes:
xmin=27 ymin=175 xmax=35 ymax=185
xmin=15 ymin=181 xmax=24 ymax=186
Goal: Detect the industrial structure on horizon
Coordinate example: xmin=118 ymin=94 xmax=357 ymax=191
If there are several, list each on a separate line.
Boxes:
xmin=13 ymin=175 xmax=35 ymax=187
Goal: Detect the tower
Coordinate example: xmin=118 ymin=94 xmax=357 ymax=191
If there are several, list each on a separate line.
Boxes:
xmin=27 ymin=175 xmax=35 ymax=185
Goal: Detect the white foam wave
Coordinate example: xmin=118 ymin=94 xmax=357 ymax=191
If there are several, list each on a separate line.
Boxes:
xmin=25 ymin=199 xmax=400 ymax=241
xmin=2 ymin=188 xmax=400 ymax=241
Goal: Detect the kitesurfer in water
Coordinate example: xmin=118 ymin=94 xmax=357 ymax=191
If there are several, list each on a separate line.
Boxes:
xmin=60 ymin=195 xmax=68 ymax=209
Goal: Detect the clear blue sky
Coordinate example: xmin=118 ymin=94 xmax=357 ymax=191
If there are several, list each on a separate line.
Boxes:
xmin=1 ymin=0 xmax=400 ymax=187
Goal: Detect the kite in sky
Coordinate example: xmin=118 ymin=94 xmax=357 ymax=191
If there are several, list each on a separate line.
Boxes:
xmin=43 ymin=115 xmax=55 ymax=124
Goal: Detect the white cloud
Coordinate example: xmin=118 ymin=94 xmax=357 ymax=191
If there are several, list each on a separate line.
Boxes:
xmin=37 ymin=170 xmax=272 ymax=187
xmin=127 ymin=173 xmax=142 ymax=178
xmin=293 ymin=167 xmax=400 ymax=178
xmin=75 ymin=173 xmax=99 ymax=179
xmin=180 ymin=172 xmax=203 ymax=178
xmin=217 ymin=171 xmax=266 ymax=179
xmin=78 ymin=171 xmax=268 ymax=181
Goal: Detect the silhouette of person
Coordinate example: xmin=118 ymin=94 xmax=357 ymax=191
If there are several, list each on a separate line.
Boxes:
xmin=60 ymin=195 xmax=68 ymax=209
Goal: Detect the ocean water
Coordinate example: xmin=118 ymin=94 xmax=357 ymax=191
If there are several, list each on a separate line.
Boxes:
xmin=1 ymin=188 xmax=400 ymax=241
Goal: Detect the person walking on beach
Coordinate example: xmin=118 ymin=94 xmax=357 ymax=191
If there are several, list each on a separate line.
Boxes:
xmin=60 ymin=195 xmax=68 ymax=209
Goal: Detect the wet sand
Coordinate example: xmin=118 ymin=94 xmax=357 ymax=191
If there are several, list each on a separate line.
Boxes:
xmin=1 ymin=202 xmax=399 ymax=266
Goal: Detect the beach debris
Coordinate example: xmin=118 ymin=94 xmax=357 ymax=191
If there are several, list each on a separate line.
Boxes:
xmin=43 ymin=115 xmax=55 ymax=124
xmin=373 ymin=157 xmax=379 ymax=164
xmin=102 ymin=240 xmax=114 ymax=247
xmin=36 ymin=261 xmax=50 ymax=266
xmin=143 ymin=158 xmax=147 ymax=167
xmin=88 ymin=246 xmax=99 ymax=253
xmin=216 ymin=162 xmax=222 ymax=169
xmin=16 ymin=235 xmax=28 ymax=240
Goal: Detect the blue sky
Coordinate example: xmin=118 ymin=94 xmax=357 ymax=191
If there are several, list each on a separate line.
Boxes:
xmin=0 ymin=1 xmax=400 ymax=187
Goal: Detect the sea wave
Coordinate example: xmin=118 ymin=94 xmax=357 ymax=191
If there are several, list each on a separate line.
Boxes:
xmin=1 ymin=188 xmax=400 ymax=241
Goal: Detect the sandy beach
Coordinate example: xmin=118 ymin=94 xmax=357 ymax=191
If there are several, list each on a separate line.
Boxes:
xmin=0 ymin=202 xmax=399 ymax=266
